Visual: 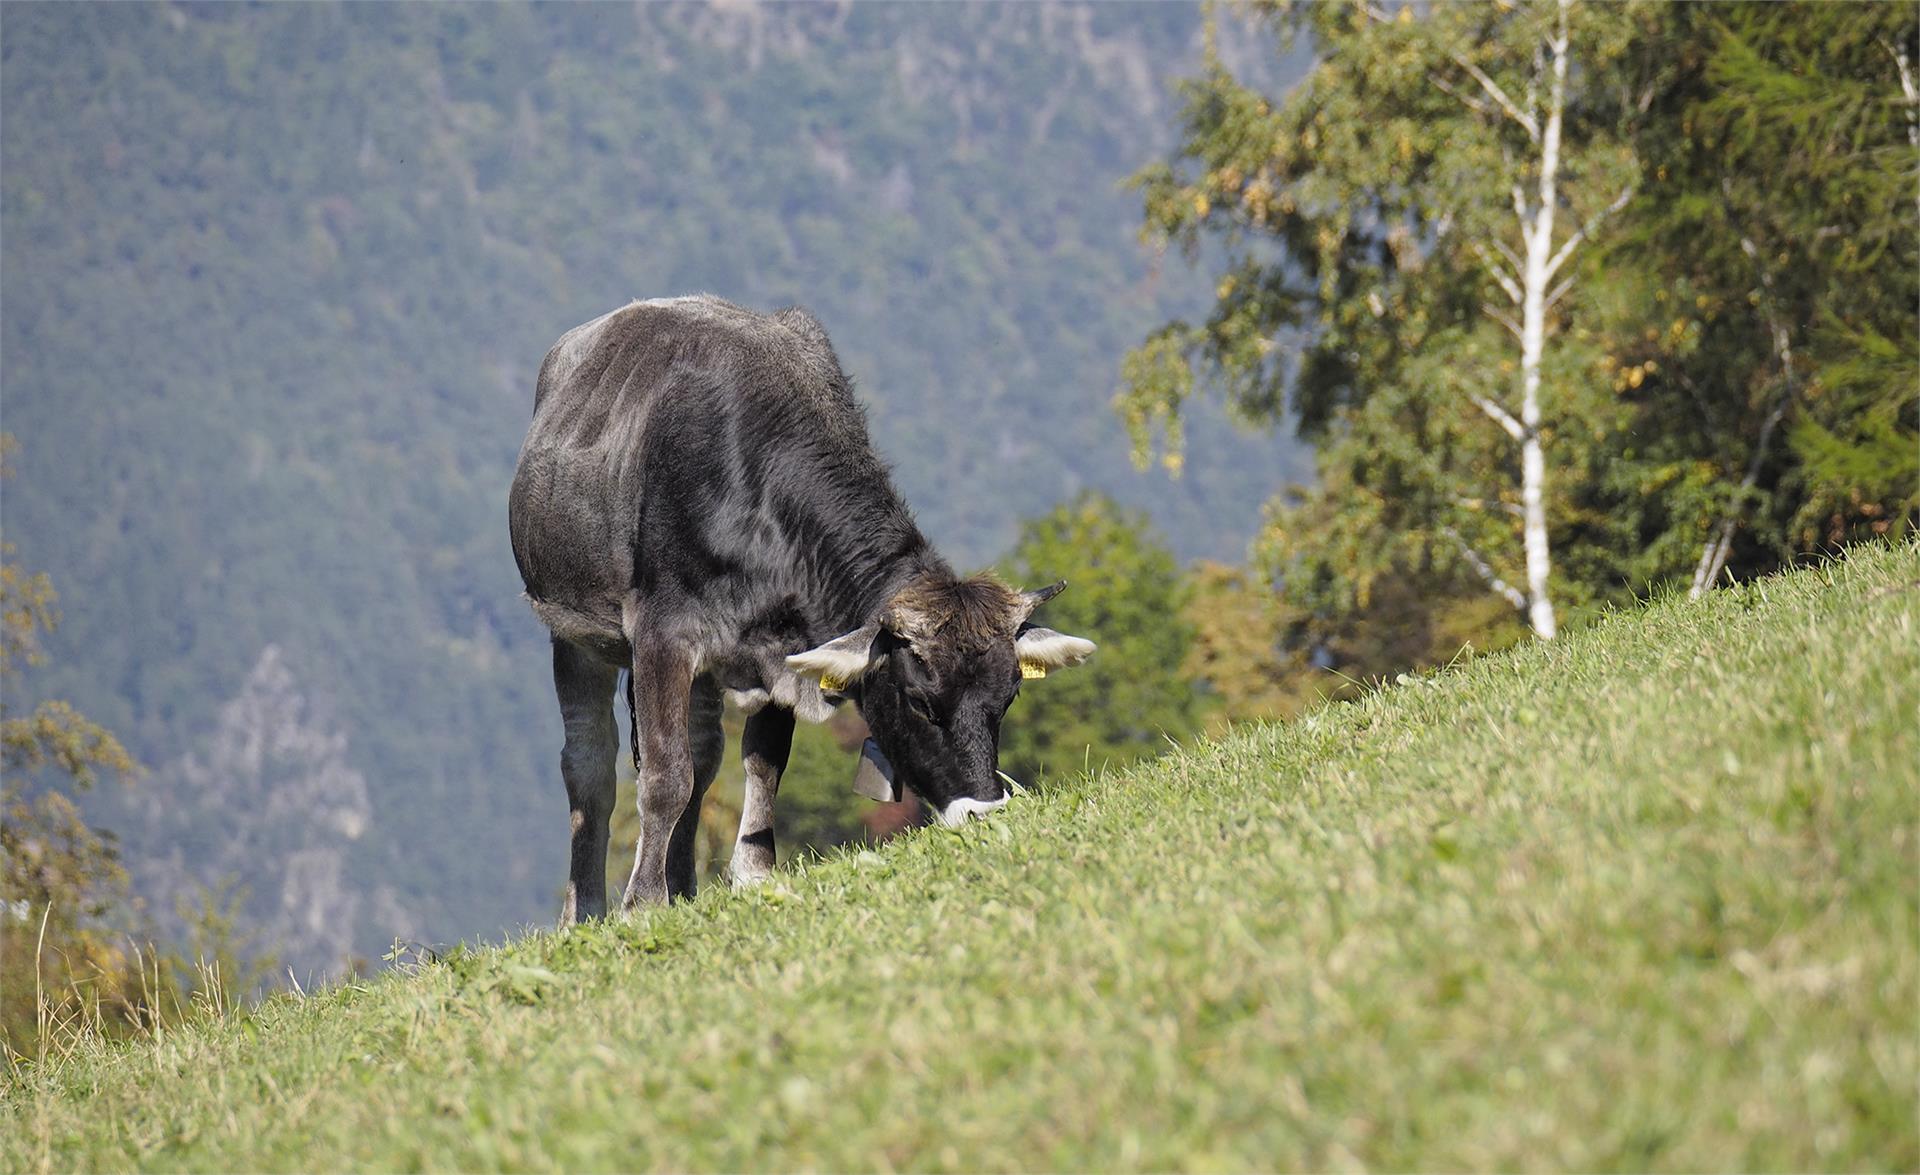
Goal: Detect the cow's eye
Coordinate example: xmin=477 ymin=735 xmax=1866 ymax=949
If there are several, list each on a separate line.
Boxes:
xmin=905 ymin=690 xmax=940 ymax=726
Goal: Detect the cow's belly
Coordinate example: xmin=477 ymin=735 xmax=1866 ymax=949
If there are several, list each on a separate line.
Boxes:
xmin=510 ymin=445 xmax=638 ymax=659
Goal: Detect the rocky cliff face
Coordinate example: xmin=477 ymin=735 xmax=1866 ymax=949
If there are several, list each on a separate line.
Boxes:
xmin=143 ymin=646 xmax=413 ymax=979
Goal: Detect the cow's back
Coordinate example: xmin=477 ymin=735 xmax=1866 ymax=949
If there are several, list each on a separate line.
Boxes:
xmin=508 ymin=296 xmax=875 ymax=657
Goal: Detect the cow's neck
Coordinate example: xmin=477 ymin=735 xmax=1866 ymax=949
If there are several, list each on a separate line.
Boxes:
xmin=826 ymin=543 xmax=950 ymax=637
xmin=860 ymin=546 xmax=951 ymax=625
xmin=803 ymin=502 xmax=950 ymax=639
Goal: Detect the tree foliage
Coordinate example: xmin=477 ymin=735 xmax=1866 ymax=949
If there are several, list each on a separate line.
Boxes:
xmin=995 ymin=493 xmax=1204 ymax=782
xmin=2 ymin=441 xmax=280 ymax=1058
xmin=1 ymin=439 xmax=145 ymax=1056
xmin=1123 ymin=0 xmax=1917 ymax=667
xmin=1617 ymin=2 xmax=1919 ymax=582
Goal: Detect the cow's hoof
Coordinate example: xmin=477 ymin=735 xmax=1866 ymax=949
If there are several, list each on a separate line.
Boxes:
xmin=730 ymin=866 xmax=773 ymax=890
xmin=621 ymin=886 xmax=668 ymax=911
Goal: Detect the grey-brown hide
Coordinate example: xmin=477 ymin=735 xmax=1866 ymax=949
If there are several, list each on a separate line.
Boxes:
xmin=509 ymin=295 xmax=1093 ymax=923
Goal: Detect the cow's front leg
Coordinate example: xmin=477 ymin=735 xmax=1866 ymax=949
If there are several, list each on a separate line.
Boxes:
xmin=731 ymin=705 xmax=794 ymax=888
xmin=622 ymin=641 xmax=695 ymax=910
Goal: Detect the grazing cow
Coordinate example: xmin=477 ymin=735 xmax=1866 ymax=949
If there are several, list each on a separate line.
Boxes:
xmin=508 ymin=296 xmax=1095 ymax=922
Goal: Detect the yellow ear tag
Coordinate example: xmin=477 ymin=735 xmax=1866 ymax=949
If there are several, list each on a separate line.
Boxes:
xmin=1020 ymin=661 xmax=1049 ymax=680
xmin=818 ymin=671 xmax=848 ymax=692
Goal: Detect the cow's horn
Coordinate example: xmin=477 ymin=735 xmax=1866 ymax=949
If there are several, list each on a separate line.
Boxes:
xmin=1015 ymin=580 xmax=1066 ymax=623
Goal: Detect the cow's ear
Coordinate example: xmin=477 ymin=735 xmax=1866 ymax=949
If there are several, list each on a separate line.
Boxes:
xmin=1014 ymin=625 xmax=1095 ymax=678
xmin=786 ymin=624 xmax=880 ymax=690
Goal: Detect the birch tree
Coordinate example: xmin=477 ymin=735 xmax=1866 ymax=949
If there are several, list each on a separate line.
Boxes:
xmin=1123 ymin=0 xmax=1654 ymax=639
xmin=1437 ymin=0 xmax=1642 ymax=636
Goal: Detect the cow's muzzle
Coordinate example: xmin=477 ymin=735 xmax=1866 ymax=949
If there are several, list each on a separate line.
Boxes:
xmin=936 ymin=792 xmax=1009 ymax=828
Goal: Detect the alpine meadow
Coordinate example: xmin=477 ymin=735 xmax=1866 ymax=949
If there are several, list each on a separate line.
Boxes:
xmin=2 ymin=2 xmax=1915 ymax=1171
xmin=5 ymin=544 xmax=1915 ymax=1170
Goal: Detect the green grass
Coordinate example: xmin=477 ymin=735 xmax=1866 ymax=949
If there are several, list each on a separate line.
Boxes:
xmin=6 ymin=543 xmax=1917 ymax=1172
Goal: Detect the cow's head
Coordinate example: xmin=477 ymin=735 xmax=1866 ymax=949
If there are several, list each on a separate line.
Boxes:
xmin=785 ymin=575 xmax=1094 ymax=826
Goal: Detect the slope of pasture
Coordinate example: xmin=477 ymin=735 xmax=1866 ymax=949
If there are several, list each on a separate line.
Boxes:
xmin=5 ymin=543 xmax=1916 ymax=1172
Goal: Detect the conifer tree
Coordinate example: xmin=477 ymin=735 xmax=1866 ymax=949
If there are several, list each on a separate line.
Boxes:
xmin=1618 ymin=3 xmax=1918 ymax=590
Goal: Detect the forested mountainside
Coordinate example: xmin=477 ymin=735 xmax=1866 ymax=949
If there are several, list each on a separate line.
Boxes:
xmin=0 ymin=3 xmax=1308 ymax=974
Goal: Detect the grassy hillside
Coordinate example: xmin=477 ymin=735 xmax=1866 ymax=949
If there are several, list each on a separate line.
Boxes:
xmin=5 ymin=543 xmax=1914 ymax=1172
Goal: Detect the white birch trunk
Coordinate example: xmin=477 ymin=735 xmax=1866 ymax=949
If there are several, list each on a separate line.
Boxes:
xmin=1445 ymin=0 xmax=1628 ymax=637
xmin=1513 ymin=0 xmax=1569 ymax=640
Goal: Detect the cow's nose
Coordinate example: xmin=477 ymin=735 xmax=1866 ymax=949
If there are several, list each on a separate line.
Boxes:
xmin=936 ymin=792 xmax=1009 ymax=828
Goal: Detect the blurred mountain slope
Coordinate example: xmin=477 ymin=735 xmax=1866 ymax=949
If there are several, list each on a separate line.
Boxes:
xmin=0 ymin=2 xmax=1306 ymax=971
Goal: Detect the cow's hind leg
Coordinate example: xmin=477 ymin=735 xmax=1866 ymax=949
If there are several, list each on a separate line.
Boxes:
xmin=621 ymin=641 xmax=696 ymax=909
xmin=664 ymin=673 xmax=724 ymax=901
xmin=554 ymin=638 xmax=619 ymax=925
xmin=731 ymin=705 xmax=794 ymax=887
